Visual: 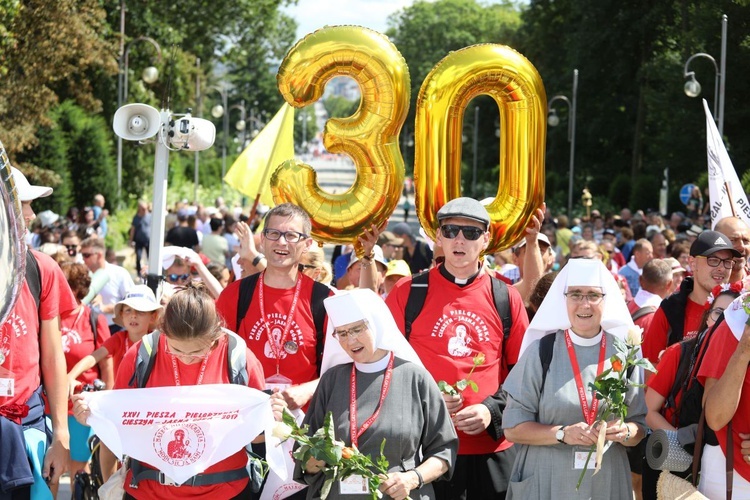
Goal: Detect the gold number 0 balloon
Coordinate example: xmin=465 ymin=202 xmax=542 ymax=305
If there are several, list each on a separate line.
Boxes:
xmin=414 ymin=44 xmax=546 ymax=255
xmin=274 ymin=26 xmax=410 ymax=248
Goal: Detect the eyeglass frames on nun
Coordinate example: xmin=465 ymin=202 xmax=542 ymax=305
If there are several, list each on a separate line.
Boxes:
xmin=332 ymin=322 xmax=369 ymax=341
xmin=564 ymin=292 xmax=606 ymax=305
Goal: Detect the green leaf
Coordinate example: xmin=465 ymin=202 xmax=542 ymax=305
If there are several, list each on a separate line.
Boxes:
xmin=456 ymin=379 xmax=468 ymax=391
xmin=282 ymin=408 xmax=297 ymax=427
xmin=468 ymin=380 xmax=479 ymax=392
xmin=438 ymin=381 xmax=457 ymax=395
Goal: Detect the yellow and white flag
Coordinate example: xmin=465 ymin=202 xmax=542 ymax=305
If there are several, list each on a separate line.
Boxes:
xmin=224 ymin=104 xmax=295 ymax=207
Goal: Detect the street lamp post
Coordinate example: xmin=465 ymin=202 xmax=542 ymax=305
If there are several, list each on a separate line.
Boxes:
xmin=471 ymin=105 xmax=479 ymax=197
xmin=194 ymin=57 xmax=201 ymax=203
xmin=211 ymin=90 xmax=249 ymax=194
xmin=683 ymin=14 xmax=727 ymax=136
xmin=298 ymin=109 xmax=310 ymax=154
xmin=116 ymin=35 xmax=162 ymax=203
xmin=231 ymin=101 xmax=247 ymax=152
xmin=210 ymin=85 xmax=228 ymax=196
xmin=547 ymin=69 xmax=578 ymax=219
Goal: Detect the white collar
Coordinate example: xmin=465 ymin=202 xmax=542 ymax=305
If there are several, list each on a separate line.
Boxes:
xmin=633 ymin=289 xmax=663 ymax=308
xmin=627 ymin=258 xmax=642 ymax=274
xmin=568 ymin=329 xmax=603 ymax=346
xmin=354 ymin=353 xmax=391 ymax=373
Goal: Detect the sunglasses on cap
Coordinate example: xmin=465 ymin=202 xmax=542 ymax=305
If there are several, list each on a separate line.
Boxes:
xmin=439 ymin=224 xmax=485 ymax=241
xmin=165 ymin=273 xmax=191 ymax=283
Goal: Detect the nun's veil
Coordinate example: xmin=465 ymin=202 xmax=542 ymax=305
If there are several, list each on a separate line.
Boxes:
xmin=519 ymin=259 xmax=635 ymax=357
xmin=320 ymin=288 xmax=423 ymax=374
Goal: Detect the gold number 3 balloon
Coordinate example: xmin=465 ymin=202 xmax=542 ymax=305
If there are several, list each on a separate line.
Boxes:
xmin=274 ymin=26 xmax=410 ymax=247
xmin=414 ymin=44 xmax=546 ymax=254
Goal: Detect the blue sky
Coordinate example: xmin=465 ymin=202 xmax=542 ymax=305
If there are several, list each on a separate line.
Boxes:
xmin=281 ymin=0 xmax=415 ymax=40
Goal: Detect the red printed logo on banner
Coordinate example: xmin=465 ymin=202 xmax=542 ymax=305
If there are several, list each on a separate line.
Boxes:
xmin=153 ymin=423 xmax=206 ymax=466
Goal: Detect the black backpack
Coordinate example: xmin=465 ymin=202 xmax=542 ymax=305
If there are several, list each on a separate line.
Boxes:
xmin=664 ymin=316 xmax=723 ymax=444
xmin=403 ymin=270 xmax=511 ymax=342
xmin=128 ymin=329 xmax=248 ymax=388
xmin=235 ymin=272 xmax=330 ymax=375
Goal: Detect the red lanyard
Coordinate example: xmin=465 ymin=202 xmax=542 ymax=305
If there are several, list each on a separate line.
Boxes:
xmin=349 ymin=353 xmax=394 ymax=448
xmin=170 ymin=350 xmax=210 ymax=387
xmin=564 ymin=330 xmax=607 ymax=426
xmin=258 ymin=271 xmax=302 ymax=374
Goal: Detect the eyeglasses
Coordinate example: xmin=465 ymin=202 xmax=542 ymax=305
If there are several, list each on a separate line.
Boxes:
xmin=301 ymin=264 xmax=318 ymax=270
xmin=263 ymin=228 xmax=308 ymax=243
xmin=564 ymin=292 xmax=606 ymax=305
xmin=164 ymin=338 xmax=216 ymax=361
xmin=708 ymin=308 xmax=725 ymax=322
xmin=439 ymin=224 xmax=485 ymax=241
xmin=165 ymin=273 xmax=191 ymax=283
xmin=698 ymin=255 xmax=735 ymax=270
xmin=332 ymin=323 xmax=368 ymax=341
xmin=80 ymin=252 xmax=96 ymax=259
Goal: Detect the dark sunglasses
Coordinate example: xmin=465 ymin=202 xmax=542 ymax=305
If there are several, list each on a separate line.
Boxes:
xmin=80 ymin=252 xmax=95 ymax=258
xmin=65 ymin=244 xmax=78 ymax=256
xmin=165 ymin=273 xmax=191 ymax=283
xmin=439 ymin=224 xmax=485 ymax=241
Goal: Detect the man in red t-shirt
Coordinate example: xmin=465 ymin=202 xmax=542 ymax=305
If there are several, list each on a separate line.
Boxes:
xmin=643 ymin=230 xmax=739 ymax=365
xmin=2 ymin=166 xmax=77 ymax=497
xmin=386 ymin=197 xmax=536 ymax=500
xmin=216 ymin=203 xmax=331 ymax=410
xmin=627 ymin=259 xmax=673 ymax=334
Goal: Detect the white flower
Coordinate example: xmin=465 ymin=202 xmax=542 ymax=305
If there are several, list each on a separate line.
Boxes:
xmin=271 ymin=422 xmax=293 ymax=440
xmin=626 ymin=326 xmax=643 ymax=347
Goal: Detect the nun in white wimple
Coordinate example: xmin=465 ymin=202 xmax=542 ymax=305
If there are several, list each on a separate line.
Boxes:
xmin=293 ymin=289 xmax=457 ymax=500
xmin=500 ymin=259 xmax=648 ymax=499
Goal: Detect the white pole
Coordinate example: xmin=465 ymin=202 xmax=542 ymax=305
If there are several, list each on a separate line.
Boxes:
xmin=146 ymin=109 xmax=171 ymax=298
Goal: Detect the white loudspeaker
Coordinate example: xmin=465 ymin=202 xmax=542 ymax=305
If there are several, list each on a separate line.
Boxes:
xmin=168 ymin=117 xmax=216 ymax=152
xmin=113 ymin=103 xmax=161 ymax=141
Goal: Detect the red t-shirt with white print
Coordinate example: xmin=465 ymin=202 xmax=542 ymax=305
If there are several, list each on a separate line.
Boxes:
xmin=216 ymin=273 xmax=332 ymax=386
xmin=0 ymin=250 xmax=77 ymax=408
xmin=386 ymin=267 xmax=529 ymax=455
xmin=114 ymin=333 xmax=265 ymax=499
xmin=61 ymin=305 xmax=110 ymax=413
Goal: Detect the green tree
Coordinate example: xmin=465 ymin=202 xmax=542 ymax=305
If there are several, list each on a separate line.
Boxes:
xmin=519 ymin=0 xmax=750 ymax=215
xmin=386 ymin=0 xmax=523 ymax=195
xmin=0 ymin=0 xmax=116 ymax=155
xmin=324 ymin=95 xmax=359 ymax=119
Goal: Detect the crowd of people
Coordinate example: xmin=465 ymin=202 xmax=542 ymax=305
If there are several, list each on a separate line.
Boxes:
xmin=5 ymin=163 xmax=750 ymax=500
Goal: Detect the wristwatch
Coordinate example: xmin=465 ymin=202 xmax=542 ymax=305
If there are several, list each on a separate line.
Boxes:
xmin=556 ymin=425 xmax=567 ymax=444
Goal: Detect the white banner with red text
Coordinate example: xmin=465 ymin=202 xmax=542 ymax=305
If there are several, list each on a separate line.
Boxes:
xmin=83 ymin=384 xmax=286 ymax=484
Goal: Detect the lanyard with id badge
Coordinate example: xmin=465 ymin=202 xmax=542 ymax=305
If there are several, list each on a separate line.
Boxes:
xmin=259 ymin=271 xmax=302 ymax=391
xmin=341 ymin=352 xmax=395 ymax=495
xmin=565 ymin=331 xmax=607 ymax=470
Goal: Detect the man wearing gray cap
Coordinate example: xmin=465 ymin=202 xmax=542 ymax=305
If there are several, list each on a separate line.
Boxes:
xmin=387 ymin=197 xmax=532 ymax=500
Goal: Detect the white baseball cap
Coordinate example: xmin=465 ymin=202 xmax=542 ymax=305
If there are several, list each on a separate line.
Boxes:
xmin=10 ymin=167 xmax=52 ymax=202
xmin=113 ymin=285 xmax=162 ymax=327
